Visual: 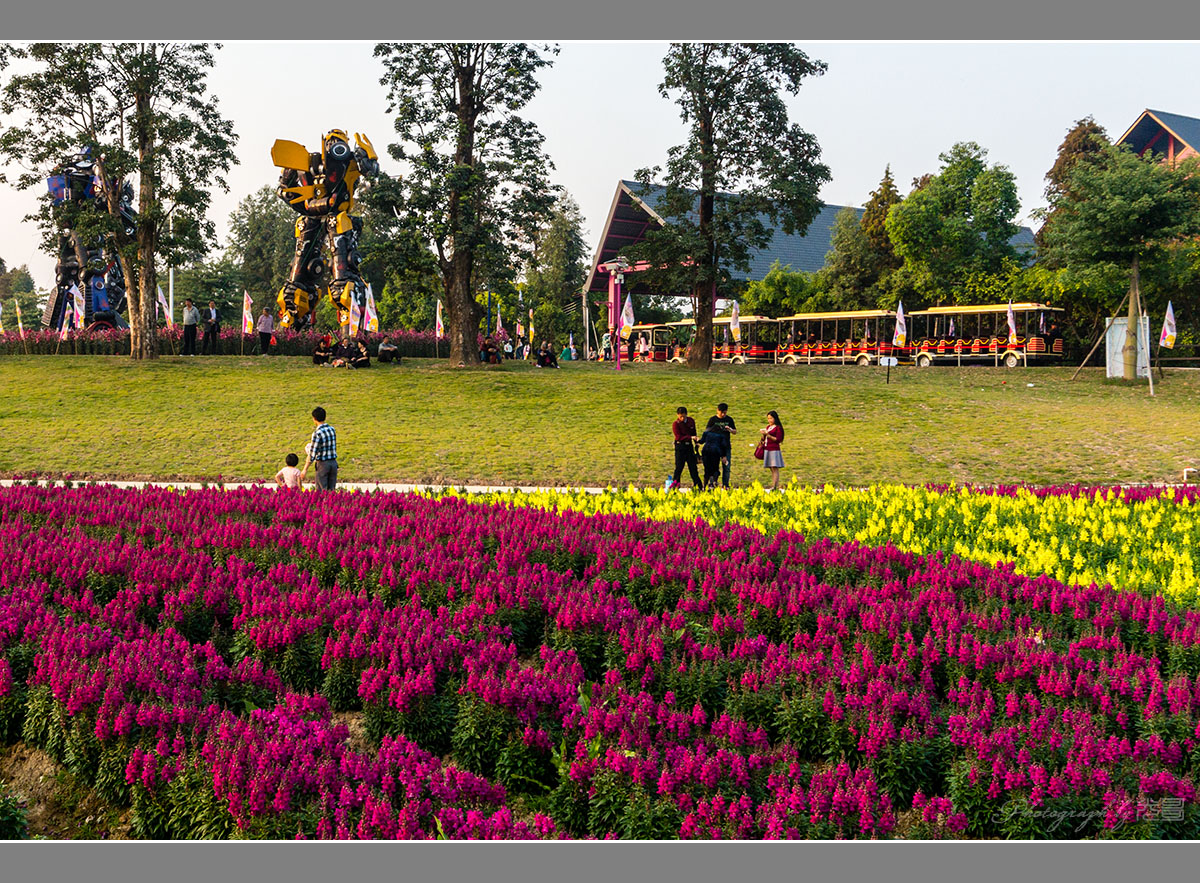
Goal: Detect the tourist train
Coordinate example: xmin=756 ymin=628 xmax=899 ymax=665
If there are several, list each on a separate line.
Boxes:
xmin=620 ymin=303 xmax=1065 ymax=367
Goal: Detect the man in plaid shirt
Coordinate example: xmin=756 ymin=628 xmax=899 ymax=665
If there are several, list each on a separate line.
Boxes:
xmin=301 ymin=406 xmax=338 ymax=490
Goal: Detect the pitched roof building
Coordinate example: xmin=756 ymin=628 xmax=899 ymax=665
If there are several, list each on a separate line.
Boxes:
xmin=584 ymin=179 xmax=1035 ymax=296
xmin=1116 ymin=109 xmax=1200 ymax=166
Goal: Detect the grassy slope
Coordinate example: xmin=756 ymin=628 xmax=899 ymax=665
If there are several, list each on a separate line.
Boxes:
xmin=1 ymin=355 xmax=1196 ymax=486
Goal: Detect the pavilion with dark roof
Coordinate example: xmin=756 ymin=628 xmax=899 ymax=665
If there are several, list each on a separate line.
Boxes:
xmin=1117 ymin=109 xmax=1200 ymax=166
xmin=582 ymin=179 xmax=1035 ymax=300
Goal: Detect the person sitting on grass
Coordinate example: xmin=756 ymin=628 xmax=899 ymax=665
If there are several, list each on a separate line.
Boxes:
xmin=536 ymin=340 xmax=560 ymax=368
xmin=350 ymin=338 xmax=370 ymax=369
xmin=275 ymin=453 xmax=302 ymax=489
xmin=313 ymin=334 xmax=333 ymax=365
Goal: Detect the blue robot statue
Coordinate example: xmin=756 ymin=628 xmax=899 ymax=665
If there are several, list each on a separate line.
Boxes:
xmin=43 ymin=147 xmax=136 ymax=331
xmin=270 ymin=130 xmax=379 ymax=334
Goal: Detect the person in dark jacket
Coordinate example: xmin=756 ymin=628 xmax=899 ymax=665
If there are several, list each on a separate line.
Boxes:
xmin=670 ymin=406 xmax=702 ymax=491
xmin=699 ymin=416 xmax=731 ymax=489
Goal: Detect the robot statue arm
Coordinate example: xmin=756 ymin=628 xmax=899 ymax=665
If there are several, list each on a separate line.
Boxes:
xmin=353 ymin=132 xmax=379 ymax=177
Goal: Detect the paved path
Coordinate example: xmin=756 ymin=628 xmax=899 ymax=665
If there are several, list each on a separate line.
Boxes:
xmin=0 ymin=479 xmax=608 ymax=494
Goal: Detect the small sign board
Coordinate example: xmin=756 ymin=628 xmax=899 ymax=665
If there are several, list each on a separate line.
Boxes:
xmin=879 ymin=357 xmax=899 ymax=367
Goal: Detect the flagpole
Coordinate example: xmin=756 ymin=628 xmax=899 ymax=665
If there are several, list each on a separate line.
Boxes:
xmin=1143 ymin=311 xmax=1154 ymax=397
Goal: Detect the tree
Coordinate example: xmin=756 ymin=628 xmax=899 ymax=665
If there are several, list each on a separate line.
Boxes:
xmin=861 ymin=166 xmax=902 ymax=272
xmin=375 ymin=42 xmax=560 ymax=365
xmin=0 ymin=43 xmax=238 ymax=359
xmin=227 ymin=185 xmax=295 ymax=300
xmin=522 ymin=194 xmax=590 ymax=346
xmin=173 ymin=255 xmax=245 ymax=321
xmin=1036 ymin=117 xmax=1110 ymax=255
xmin=885 ymin=142 xmax=1021 ymax=306
xmin=0 ymin=262 xmax=43 ymax=323
xmin=628 ymin=43 xmax=830 ymax=369
xmin=740 ymin=260 xmax=821 ymax=315
xmin=1042 ymin=142 xmax=1200 ymax=379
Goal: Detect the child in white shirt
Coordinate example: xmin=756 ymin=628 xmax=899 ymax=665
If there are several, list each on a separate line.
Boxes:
xmin=275 ymin=453 xmax=302 ymax=489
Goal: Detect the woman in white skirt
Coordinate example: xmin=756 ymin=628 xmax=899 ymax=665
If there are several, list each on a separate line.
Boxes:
xmin=759 ymin=410 xmax=785 ymax=491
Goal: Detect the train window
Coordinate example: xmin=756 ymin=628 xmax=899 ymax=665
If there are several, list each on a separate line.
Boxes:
xmin=757 ymin=322 xmax=778 ymax=343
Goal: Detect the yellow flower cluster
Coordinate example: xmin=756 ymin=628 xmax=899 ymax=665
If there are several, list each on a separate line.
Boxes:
xmin=435 ymin=484 xmax=1200 ymax=605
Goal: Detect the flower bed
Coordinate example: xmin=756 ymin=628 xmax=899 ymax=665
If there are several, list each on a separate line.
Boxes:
xmin=3 ymin=485 xmax=1200 ymax=839
xmin=457 ymin=484 xmax=1200 ymax=604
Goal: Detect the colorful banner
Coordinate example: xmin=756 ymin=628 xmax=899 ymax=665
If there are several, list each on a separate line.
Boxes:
xmin=349 ymin=295 xmax=361 ymax=338
xmin=14 ymin=299 xmax=24 ymax=338
xmin=364 ymin=285 xmax=379 ymax=333
xmin=528 ymin=308 xmax=534 ymax=346
xmin=72 ymin=284 xmax=85 ymax=331
xmin=1161 ymin=301 xmax=1177 ymax=349
xmin=730 ymin=300 xmax=741 ymax=343
xmin=242 ymin=291 xmax=254 ymax=334
xmin=157 ymin=285 xmax=174 ymax=328
xmin=893 ymin=300 xmax=907 ymax=348
xmin=436 ymin=300 xmax=444 ymax=340
xmin=1007 ymin=300 xmax=1018 ymax=343
xmin=620 ymin=294 xmax=634 ymax=339
xmin=0 ymin=301 xmax=4 ymax=334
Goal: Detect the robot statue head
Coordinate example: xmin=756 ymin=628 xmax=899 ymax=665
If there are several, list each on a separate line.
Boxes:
xmin=322 ymin=130 xmax=351 ymax=165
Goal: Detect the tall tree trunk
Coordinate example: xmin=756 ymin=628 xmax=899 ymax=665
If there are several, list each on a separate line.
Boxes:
xmin=688 ymin=130 xmax=716 ymax=371
xmin=446 ymin=54 xmax=481 ymax=365
xmin=130 ymin=89 xmax=159 ymax=360
xmin=1122 ymin=253 xmax=1140 ymax=381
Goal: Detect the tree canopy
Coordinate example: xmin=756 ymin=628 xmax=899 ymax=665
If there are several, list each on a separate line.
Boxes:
xmin=628 ymin=43 xmax=830 ymax=369
xmin=374 ymin=42 xmax=560 ymax=365
xmin=0 ymin=43 xmax=237 ymax=358
xmin=885 ymin=142 xmax=1021 ymax=307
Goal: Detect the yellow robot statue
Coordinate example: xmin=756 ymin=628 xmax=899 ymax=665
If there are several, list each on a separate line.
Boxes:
xmin=270 ymin=130 xmax=379 ymax=333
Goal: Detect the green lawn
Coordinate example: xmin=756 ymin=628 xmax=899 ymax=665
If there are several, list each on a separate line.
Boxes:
xmin=1 ymin=355 xmax=1197 ymax=487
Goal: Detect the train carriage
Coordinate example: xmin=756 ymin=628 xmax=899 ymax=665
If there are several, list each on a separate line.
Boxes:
xmin=665 ymin=316 xmax=780 ymax=363
xmin=907 ymin=303 xmax=1066 ymax=368
xmin=777 ymin=309 xmax=896 ymax=366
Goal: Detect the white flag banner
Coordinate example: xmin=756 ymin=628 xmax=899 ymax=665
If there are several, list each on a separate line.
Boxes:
xmin=436 ymin=300 xmax=445 ymax=340
xmin=1160 ymin=301 xmax=1177 ymax=349
xmin=1007 ymin=300 xmax=1018 ymax=343
xmin=948 ymin=317 xmax=956 ymax=339
xmin=71 ymin=284 xmax=85 ymax=331
xmin=14 ymin=299 xmax=25 ymax=337
xmin=364 ymin=284 xmax=379 ymax=333
xmin=892 ymin=300 xmax=907 ymax=348
xmin=496 ymin=307 xmax=504 ymax=335
xmin=242 ymin=290 xmax=255 ymax=334
xmin=156 ymin=285 xmax=174 ymax=328
xmin=730 ymin=300 xmax=741 ymax=343
xmin=620 ymin=293 xmax=634 ymax=339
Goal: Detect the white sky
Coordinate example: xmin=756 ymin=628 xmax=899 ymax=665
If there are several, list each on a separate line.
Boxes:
xmin=1 ymin=41 xmax=1195 ymax=290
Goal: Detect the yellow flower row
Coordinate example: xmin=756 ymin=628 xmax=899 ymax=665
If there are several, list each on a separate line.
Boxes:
xmin=433 ymin=484 xmax=1200 ymax=605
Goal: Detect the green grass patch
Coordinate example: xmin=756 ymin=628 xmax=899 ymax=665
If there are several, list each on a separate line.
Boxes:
xmin=1 ymin=355 xmax=1197 ymax=486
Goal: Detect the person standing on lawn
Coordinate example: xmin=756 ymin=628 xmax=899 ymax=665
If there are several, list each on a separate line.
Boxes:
xmin=713 ymin=402 xmax=737 ymax=489
xmin=202 ymin=300 xmax=220 ymax=355
xmin=181 ymin=299 xmax=200 ymax=356
xmin=301 ymin=406 xmax=338 ymax=490
xmin=671 ymin=406 xmax=702 ymax=491
xmin=699 ymin=416 xmax=730 ymax=490
xmin=257 ymin=306 xmax=275 ymax=355
xmin=759 ymin=410 xmax=784 ymax=492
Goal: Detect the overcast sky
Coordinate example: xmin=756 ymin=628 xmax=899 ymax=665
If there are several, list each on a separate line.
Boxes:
xmin=1 ymin=41 xmax=1196 ymax=291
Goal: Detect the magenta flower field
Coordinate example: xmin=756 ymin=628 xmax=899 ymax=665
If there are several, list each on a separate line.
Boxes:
xmin=2 ymin=484 xmax=1200 ymax=839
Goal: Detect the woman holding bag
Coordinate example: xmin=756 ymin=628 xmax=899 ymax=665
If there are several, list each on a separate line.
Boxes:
xmin=758 ymin=410 xmax=785 ymax=492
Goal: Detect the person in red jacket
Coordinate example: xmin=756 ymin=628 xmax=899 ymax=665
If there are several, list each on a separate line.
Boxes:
xmin=759 ymin=410 xmax=785 ymax=492
xmin=671 ymin=406 xmax=702 ymax=491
